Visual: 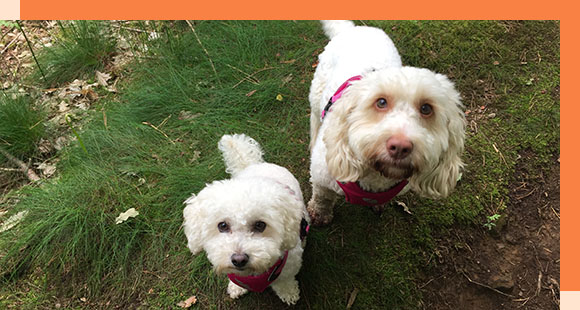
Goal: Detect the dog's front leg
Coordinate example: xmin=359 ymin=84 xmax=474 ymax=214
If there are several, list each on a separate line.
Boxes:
xmin=227 ymin=280 xmax=248 ymax=299
xmin=307 ymin=184 xmax=337 ymax=226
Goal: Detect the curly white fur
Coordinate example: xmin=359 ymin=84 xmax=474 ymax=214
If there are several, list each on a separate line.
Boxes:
xmin=308 ymin=21 xmax=466 ymax=225
xmin=183 ymin=134 xmax=308 ymax=305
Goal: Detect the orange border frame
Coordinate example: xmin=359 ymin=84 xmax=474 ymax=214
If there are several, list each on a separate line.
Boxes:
xmin=19 ymin=0 xmax=571 ymax=291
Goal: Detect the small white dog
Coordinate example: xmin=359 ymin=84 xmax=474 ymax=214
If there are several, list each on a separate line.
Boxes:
xmin=308 ymin=21 xmax=466 ymax=225
xmin=183 ymin=134 xmax=309 ymax=305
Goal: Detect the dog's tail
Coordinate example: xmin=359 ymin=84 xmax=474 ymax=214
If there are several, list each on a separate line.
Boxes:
xmin=218 ymin=134 xmax=264 ymax=176
xmin=321 ymin=20 xmax=355 ymax=39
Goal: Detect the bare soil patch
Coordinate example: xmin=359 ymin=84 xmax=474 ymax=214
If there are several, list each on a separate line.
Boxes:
xmin=421 ymin=151 xmax=560 ymax=309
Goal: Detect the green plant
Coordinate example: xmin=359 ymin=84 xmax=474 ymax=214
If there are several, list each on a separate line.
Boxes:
xmin=34 ymin=20 xmax=117 ymax=86
xmin=483 ymin=214 xmax=502 ymax=230
xmin=0 ymin=95 xmax=45 ymax=160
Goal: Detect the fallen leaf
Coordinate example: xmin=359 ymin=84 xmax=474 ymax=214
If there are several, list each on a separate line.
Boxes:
xmin=178 ymin=111 xmax=202 ymax=120
xmin=58 ymin=101 xmax=70 ymax=112
xmin=493 ymin=61 xmax=499 ymax=65
xmin=190 ymin=150 xmax=201 ymax=163
xmin=0 ymin=211 xmax=29 ymax=233
xmin=96 ymin=71 xmax=111 ymax=87
xmin=525 ymin=78 xmax=534 ymax=85
xmin=245 ymin=90 xmax=257 ymax=97
xmin=37 ymin=162 xmax=57 ymax=178
xmin=282 ymin=74 xmax=293 ymax=84
xmin=276 ymin=94 xmax=283 ymax=101
xmin=177 ymin=296 xmax=197 ymax=308
xmin=148 ymin=31 xmax=160 ymax=41
xmin=115 ymin=208 xmax=139 ymax=224
xmin=38 ymin=138 xmax=53 ymax=153
xmin=396 ymin=201 xmax=412 ymax=215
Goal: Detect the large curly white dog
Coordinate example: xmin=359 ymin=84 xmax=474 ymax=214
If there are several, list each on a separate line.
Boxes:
xmin=308 ymin=21 xmax=466 ymax=226
xmin=183 ymin=134 xmax=309 ymax=305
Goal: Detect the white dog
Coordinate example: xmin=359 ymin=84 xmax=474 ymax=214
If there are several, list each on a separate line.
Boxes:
xmin=308 ymin=20 xmax=466 ymax=225
xmin=183 ymin=134 xmax=309 ymax=305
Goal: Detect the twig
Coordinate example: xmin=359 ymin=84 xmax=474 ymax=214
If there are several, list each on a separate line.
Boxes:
xmin=550 ymin=206 xmax=560 ymax=219
xmin=142 ymin=122 xmax=175 ymax=144
xmin=462 ymin=272 xmax=515 ymax=298
xmin=110 ymin=23 xmax=149 ymax=33
xmin=16 ymin=21 xmax=47 ymax=85
xmin=346 ymin=288 xmax=359 ymax=310
xmin=185 ymin=20 xmax=219 ymax=84
xmin=0 ymin=167 xmax=21 ymax=172
xmin=229 ymin=64 xmax=276 ymax=88
xmin=0 ymin=32 xmax=22 ymax=55
xmin=535 ymin=271 xmax=542 ymax=297
xmin=0 ymin=146 xmax=41 ymax=182
xmin=515 ymin=187 xmax=536 ymax=200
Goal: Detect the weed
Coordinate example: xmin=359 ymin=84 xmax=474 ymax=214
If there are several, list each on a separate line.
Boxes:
xmin=483 ymin=214 xmax=502 ymax=230
xmin=32 ymin=21 xmax=117 ymax=86
xmin=0 ymin=95 xmax=45 ymax=160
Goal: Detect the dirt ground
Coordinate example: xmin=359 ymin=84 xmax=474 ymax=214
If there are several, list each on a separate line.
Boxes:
xmin=421 ymin=151 xmax=560 ymax=310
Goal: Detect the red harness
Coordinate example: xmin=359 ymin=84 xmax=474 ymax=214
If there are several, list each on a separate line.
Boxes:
xmin=337 ymin=180 xmax=408 ymax=206
xmin=227 ymin=251 xmax=289 ymax=292
xmin=226 ymin=219 xmax=309 ymax=292
xmin=323 ymin=75 xmax=408 ymax=206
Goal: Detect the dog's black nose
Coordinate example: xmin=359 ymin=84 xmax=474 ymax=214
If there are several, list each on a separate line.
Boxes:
xmin=231 ymin=253 xmax=249 ymax=268
xmin=386 ymin=135 xmax=413 ymax=160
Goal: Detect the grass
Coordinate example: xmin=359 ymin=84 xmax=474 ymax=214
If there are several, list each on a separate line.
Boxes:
xmin=0 ymin=94 xmax=46 ymax=161
xmin=31 ymin=20 xmax=117 ymax=87
xmin=0 ymin=20 xmax=559 ymax=309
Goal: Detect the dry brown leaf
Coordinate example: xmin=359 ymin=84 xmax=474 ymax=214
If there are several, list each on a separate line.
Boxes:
xmin=96 ymin=71 xmax=112 ymax=87
xmin=177 ymin=296 xmax=197 ymax=308
xmin=245 ymin=90 xmax=257 ymax=97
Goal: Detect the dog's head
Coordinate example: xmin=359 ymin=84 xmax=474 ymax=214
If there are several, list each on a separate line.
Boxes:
xmin=323 ymin=67 xmax=466 ymax=198
xmin=183 ymin=178 xmax=304 ymax=276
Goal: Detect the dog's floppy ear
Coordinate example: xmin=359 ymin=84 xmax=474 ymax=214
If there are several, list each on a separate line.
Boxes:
xmin=183 ymin=194 xmax=206 ymax=255
xmin=411 ymin=74 xmax=466 ymax=198
xmin=323 ymin=86 xmax=365 ymax=182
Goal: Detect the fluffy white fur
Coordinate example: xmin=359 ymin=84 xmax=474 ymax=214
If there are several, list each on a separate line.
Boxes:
xmin=183 ymin=134 xmax=308 ymax=305
xmin=308 ymin=21 xmax=466 ymax=225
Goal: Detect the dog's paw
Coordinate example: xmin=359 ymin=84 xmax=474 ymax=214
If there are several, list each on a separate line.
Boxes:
xmin=272 ymin=279 xmax=300 ymax=305
xmin=227 ymin=280 xmax=248 ymax=299
xmin=307 ymin=202 xmax=333 ymax=226
xmin=371 ymin=204 xmax=386 ymax=215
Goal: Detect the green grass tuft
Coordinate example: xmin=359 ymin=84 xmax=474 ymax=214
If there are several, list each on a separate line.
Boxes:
xmin=33 ymin=21 xmax=117 ymax=86
xmin=0 ymin=95 xmax=46 ymax=160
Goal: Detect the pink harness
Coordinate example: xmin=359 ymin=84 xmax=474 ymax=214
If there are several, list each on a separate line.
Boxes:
xmin=227 ymin=251 xmax=289 ymax=292
xmin=227 ymin=219 xmax=309 ymax=292
xmin=337 ymin=180 xmax=408 ymax=206
xmin=323 ymin=75 xmax=408 ymax=206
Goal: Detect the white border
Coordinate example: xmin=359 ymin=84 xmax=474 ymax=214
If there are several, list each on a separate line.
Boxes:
xmin=561 ymin=291 xmax=580 ymax=309
xmin=0 ymin=0 xmax=20 ymax=20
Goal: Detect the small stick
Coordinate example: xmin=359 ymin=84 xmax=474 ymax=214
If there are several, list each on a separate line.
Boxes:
xmin=142 ymin=121 xmax=175 ymax=144
xmin=0 ymin=32 xmax=22 ymax=55
xmin=185 ymin=20 xmax=219 ymax=84
xmin=16 ymin=21 xmax=47 ymax=85
xmin=0 ymin=146 xmax=41 ymax=182
xmin=462 ymin=272 xmax=515 ymax=298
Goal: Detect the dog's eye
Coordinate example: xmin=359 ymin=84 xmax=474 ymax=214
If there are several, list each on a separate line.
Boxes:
xmin=420 ymin=103 xmax=433 ymax=117
xmin=375 ymin=98 xmax=388 ymax=109
xmin=253 ymin=221 xmax=267 ymax=233
xmin=217 ymin=222 xmax=230 ymax=233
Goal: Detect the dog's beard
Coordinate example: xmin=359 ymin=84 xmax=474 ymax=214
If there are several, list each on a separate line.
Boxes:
xmin=371 ymin=157 xmax=416 ymax=180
